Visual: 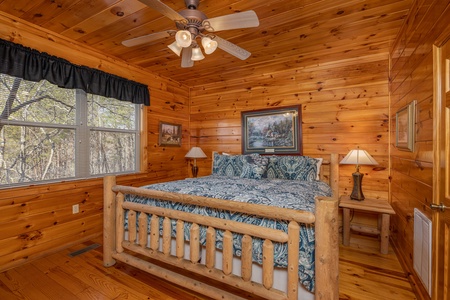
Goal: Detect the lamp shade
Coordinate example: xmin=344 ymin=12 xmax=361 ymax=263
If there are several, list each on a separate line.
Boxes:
xmin=168 ymin=41 xmax=182 ymax=56
xmin=175 ymin=30 xmax=192 ymax=48
xmin=340 ymin=149 xmax=378 ymax=166
xmin=341 ymin=149 xmax=377 ymax=201
xmin=191 ymin=47 xmax=205 ymax=61
xmin=201 ymin=37 xmax=218 ymax=54
xmin=185 ymin=147 xmax=207 ymax=159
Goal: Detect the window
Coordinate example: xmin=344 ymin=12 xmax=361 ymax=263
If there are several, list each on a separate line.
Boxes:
xmin=0 ymin=73 xmax=140 ymax=186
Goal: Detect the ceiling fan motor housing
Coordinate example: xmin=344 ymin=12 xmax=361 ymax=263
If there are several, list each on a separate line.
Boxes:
xmin=177 ymin=8 xmax=207 ymax=38
xmin=184 ymin=0 xmax=199 ymax=9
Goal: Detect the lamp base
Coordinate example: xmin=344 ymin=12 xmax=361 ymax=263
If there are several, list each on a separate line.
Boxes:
xmin=350 ymin=171 xmax=365 ymax=201
xmin=191 ymin=165 xmax=199 ymax=178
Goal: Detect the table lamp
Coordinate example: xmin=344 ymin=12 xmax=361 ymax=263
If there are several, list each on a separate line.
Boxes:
xmin=185 ymin=147 xmax=207 ymax=177
xmin=340 ymin=148 xmax=378 ymax=201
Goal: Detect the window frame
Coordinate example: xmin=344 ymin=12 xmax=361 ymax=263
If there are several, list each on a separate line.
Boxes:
xmin=0 ymin=75 xmax=143 ymax=187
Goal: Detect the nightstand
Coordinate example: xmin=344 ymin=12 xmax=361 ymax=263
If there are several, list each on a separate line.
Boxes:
xmin=339 ymin=195 xmax=396 ymax=254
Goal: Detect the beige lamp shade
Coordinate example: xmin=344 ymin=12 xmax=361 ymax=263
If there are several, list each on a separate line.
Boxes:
xmin=185 ymin=147 xmax=207 ymax=159
xmin=340 ymin=149 xmax=378 ymax=167
xmin=340 ymin=149 xmax=378 ymax=201
xmin=185 ymin=147 xmax=207 ymax=178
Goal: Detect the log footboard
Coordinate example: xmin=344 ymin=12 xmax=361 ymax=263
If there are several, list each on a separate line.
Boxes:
xmin=103 ymin=154 xmax=339 ymax=300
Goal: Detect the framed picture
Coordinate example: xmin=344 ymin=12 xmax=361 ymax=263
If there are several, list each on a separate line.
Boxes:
xmin=395 ymin=100 xmax=416 ymax=152
xmin=241 ymin=105 xmax=302 ymax=155
xmin=159 ymin=121 xmax=182 ymax=147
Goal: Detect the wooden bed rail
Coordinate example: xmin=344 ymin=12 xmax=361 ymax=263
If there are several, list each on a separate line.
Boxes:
xmin=103 ymin=153 xmax=339 ymax=300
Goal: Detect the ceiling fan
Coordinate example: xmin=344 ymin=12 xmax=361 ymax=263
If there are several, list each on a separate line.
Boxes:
xmin=122 ymin=0 xmax=260 ymax=68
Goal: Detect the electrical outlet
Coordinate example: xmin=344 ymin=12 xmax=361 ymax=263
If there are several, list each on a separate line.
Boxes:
xmin=72 ymin=204 xmax=79 ymax=214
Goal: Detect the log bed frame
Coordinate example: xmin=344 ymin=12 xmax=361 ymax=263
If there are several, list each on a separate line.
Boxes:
xmin=103 ymin=153 xmax=339 ymax=300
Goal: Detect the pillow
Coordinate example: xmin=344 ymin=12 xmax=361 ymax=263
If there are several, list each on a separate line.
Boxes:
xmin=265 ymin=156 xmax=319 ymax=181
xmin=240 ymin=155 xmax=268 ymax=179
xmin=212 ymin=153 xmax=258 ymax=177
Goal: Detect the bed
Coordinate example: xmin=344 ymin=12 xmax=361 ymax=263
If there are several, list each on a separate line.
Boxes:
xmin=103 ymin=152 xmax=339 ymax=300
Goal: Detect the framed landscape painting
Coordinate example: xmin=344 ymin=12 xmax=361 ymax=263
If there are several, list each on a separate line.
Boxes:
xmin=241 ymin=105 xmax=302 ymax=155
xmin=159 ymin=121 xmax=182 ymax=147
xmin=395 ymin=100 xmax=416 ymax=152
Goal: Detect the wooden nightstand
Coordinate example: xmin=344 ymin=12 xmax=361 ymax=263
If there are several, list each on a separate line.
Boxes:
xmin=339 ymin=195 xmax=396 ymax=254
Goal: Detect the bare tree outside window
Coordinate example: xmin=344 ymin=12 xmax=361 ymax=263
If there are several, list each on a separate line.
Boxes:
xmin=0 ymin=74 xmax=140 ymax=186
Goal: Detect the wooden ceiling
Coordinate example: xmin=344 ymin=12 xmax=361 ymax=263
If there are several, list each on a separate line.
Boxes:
xmin=0 ymin=0 xmax=412 ymax=87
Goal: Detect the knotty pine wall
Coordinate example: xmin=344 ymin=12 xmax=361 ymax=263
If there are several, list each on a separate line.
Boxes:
xmin=189 ymin=57 xmax=390 ymax=205
xmin=0 ymin=4 xmax=420 ymax=280
xmin=0 ymin=13 xmax=190 ymax=272
xmin=389 ymin=1 xmax=450 ymax=298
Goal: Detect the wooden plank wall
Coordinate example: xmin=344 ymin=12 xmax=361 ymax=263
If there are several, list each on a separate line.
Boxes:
xmin=189 ymin=56 xmax=390 ymax=205
xmin=0 ymin=12 xmax=190 ymax=272
xmin=389 ymin=1 xmax=450 ymax=299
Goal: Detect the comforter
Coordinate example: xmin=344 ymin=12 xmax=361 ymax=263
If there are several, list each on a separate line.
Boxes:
xmin=125 ymin=175 xmax=332 ymax=292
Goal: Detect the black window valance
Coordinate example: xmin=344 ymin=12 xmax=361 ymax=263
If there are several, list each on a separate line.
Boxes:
xmin=0 ymin=39 xmax=150 ymax=106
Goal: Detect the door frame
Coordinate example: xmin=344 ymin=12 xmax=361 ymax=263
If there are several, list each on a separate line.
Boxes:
xmin=432 ymin=33 xmax=450 ymax=300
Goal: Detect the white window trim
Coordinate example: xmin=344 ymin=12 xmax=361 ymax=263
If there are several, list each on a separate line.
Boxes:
xmin=0 ymin=84 xmax=141 ymax=187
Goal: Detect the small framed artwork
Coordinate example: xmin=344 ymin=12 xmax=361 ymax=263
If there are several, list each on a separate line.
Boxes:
xmin=159 ymin=121 xmax=182 ymax=147
xmin=241 ymin=105 xmax=302 ymax=155
xmin=395 ymin=100 xmax=416 ymax=152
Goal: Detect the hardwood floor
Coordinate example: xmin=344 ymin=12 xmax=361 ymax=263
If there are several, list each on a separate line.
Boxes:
xmin=339 ymin=235 xmax=417 ymax=300
xmin=0 ymin=234 xmax=417 ymax=300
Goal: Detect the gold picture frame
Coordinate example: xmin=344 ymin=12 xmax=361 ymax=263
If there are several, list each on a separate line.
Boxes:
xmin=395 ymin=100 xmax=416 ymax=152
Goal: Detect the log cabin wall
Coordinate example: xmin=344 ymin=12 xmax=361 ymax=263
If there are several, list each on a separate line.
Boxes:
xmin=0 ymin=12 xmax=190 ymax=272
xmin=189 ymin=56 xmax=390 ymax=206
xmin=389 ymin=1 xmax=450 ymax=298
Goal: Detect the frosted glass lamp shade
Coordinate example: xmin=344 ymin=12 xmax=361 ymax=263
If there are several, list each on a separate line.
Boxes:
xmin=168 ymin=41 xmax=182 ymax=56
xmin=191 ymin=47 xmax=205 ymax=61
xmin=201 ymin=37 xmax=218 ymax=54
xmin=175 ymin=30 xmax=192 ymax=48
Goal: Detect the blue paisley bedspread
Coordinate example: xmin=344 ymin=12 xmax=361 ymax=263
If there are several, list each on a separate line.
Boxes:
xmin=125 ymin=174 xmax=332 ymax=292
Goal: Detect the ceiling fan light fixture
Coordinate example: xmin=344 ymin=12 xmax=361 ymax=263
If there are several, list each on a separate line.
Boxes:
xmin=191 ymin=47 xmax=205 ymax=61
xmin=201 ymin=36 xmax=218 ymax=54
xmin=175 ymin=30 xmax=192 ymax=47
xmin=168 ymin=40 xmax=182 ymax=56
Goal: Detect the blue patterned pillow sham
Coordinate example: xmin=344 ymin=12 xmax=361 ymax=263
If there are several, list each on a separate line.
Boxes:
xmin=240 ymin=155 xmax=268 ymax=179
xmin=212 ymin=153 xmax=259 ymax=177
xmin=265 ymin=156 xmax=319 ymax=181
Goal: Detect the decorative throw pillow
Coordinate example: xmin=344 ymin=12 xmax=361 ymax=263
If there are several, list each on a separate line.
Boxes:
xmin=265 ymin=156 xmax=282 ymax=179
xmin=240 ymin=155 xmax=268 ymax=179
xmin=265 ymin=156 xmax=319 ymax=181
xmin=212 ymin=153 xmax=259 ymax=177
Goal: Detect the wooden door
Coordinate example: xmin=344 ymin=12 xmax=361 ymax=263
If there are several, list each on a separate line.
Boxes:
xmin=432 ymin=39 xmax=450 ymax=300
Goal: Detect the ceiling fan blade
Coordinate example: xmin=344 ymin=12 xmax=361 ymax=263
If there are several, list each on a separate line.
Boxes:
xmin=122 ymin=30 xmax=174 ymax=47
xmin=139 ymin=0 xmax=187 ymax=22
xmin=203 ymin=10 xmax=259 ymax=32
xmin=213 ymin=36 xmax=251 ymax=60
xmin=181 ymin=47 xmax=194 ymax=68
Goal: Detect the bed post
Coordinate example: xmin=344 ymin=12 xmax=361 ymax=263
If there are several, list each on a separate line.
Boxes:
xmin=330 ymin=153 xmax=339 ymax=198
xmin=314 ymin=153 xmax=339 ymax=299
xmin=315 ymin=196 xmax=339 ymax=299
xmin=103 ymin=175 xmax=117 ymax=267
